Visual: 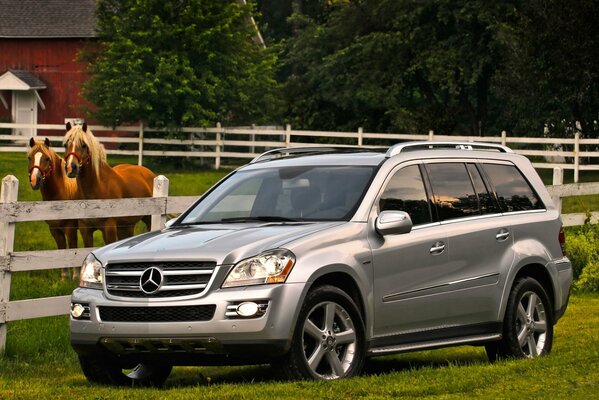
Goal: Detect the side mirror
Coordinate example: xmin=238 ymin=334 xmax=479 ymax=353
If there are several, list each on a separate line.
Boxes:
xmin=165 ymin=218 xmax=178 ymax=228
xmin=375 ymin=210 xmax=413 ymax=236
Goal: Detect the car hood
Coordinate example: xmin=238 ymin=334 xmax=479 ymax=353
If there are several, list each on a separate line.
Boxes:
xmin=92 ymin=222 xmax=344 ymax=265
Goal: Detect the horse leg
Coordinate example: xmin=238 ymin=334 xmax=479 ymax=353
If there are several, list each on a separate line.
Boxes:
xmin=79 ymin=222 xmax=95 ymax=248
xmin=48 ymin=224 xmax=69 ymax=280
xmin=103 ymin=219 xmax=118 ymax=244
xmin=65 ymin=220 xmax=80 ymax=280
xmin=142 ymin=215 xmax=152 ymax=231
xmin=117 ymin=223 xmax=135 ymax=241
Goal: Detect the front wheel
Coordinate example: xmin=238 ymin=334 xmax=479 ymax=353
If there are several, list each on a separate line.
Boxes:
xmin=486 ymin=277 xmax=554 ymax=361
xmin=274 ymin=285 xmax=366 ymax=380
xmin=78 ymin=355 xmax=172 ymax=387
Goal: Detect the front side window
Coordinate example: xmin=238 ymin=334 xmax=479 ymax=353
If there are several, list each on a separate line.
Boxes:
xmin=379 ymin=165 xmax=432 ymax=225
xmin=482 ymin=163 xmax=544 ymax=212
xmin=180 ymin=165 xmax=376 ymax=223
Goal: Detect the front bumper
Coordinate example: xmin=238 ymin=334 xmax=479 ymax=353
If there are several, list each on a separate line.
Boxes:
xmin=70 ymin=282 xmax=305 ymax=365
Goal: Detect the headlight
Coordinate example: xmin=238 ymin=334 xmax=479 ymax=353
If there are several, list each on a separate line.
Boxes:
xmin=222 ymin=249 xmax=295 ymax=288
xmin=80 ymin=253 xmax=103 ymax=289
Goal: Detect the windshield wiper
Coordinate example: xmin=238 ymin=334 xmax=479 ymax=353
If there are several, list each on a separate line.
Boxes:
xmin=219 ymin=216 xmax=301 ymax=223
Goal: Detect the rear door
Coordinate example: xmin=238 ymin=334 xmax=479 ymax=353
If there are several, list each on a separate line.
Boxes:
xmin=423 ymin=161 xmax=514 ymax=328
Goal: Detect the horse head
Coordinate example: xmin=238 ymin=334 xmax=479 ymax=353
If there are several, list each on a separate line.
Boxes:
xmin=27 ymin=137 xmax=55 ymax=190
xmin=64 ymin=122 xmax=103 ymax=178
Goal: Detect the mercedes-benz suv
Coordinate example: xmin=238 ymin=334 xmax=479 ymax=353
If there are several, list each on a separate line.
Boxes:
xmin=70 ymin=141 xmax=572 ymax=386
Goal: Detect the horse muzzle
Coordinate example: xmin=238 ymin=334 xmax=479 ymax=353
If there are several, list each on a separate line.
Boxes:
xmin=65 ymin=161 xmax=79 ymax=178
xmin=29 ymin=170 xmax=43 ymax=190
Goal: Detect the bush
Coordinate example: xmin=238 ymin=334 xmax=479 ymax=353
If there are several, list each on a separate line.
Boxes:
xmin=565 ymin=223 xmax=599 ymax=292
xmin=575 ymin=260 xmax=599 ymax=292
xmin=565 ymin=225 xmax=599 ymax=280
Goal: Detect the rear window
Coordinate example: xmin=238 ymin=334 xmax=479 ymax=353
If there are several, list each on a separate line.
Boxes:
xmin=482 ymin=163 xmax=544 ymax=212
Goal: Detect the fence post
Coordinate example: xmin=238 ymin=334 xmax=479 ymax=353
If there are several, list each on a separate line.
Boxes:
xmin=215 ymin=122 xmax=222 ymax=170
xmin=0 ymin=175 xmax=18 ymax=355
xmin=552 ymin=167 xmax=564 ymax=214
xmin=285 ymin=124 xmax=291 ymax=147
xmin=428 ymin=130 xmax=434 ymax=141
xmin=151 ymin=175 xmax=170 ymax=231
xmin=358 ymin=127 xmax=363 ymax=147
xmin=501 ymin=130 xmax=507 ymax=146
xmin=137 ymin=121 xmax=144 ymax=166
xmin=574 ymin=132 xmax=580 ymax=183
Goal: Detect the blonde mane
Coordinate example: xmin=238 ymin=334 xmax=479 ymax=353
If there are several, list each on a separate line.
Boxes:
xmin=63 ymin=124 xmax=107 ymax=180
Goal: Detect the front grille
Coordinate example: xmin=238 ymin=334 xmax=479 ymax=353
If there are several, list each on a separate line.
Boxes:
xmin=104 ymin=261 xmax=216 ymax=298
xmin=98 ymin=305 xmax=217 ymax=322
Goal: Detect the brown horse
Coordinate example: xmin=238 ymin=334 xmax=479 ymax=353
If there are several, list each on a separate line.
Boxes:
xmin=27 ymin=137 xmax=85 ymax=279
xmin=63 ymin=122 xmax=156 ymax=244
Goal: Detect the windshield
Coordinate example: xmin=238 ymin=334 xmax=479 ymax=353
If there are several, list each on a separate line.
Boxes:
xmin=180 ymin=165 xmax=376 ymax=224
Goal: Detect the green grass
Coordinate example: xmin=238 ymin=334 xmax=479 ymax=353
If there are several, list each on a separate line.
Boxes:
xmin=1 ymin=151 xmax=599 ymax=398
xmin=0 ymin=295 xmax=597 ymax=399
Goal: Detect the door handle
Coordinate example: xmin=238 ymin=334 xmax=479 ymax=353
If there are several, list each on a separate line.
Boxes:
xmin=430 ymin=241 xmax=446 ymax=255
xmin=496 ymin=229 xmax=510 ymax=241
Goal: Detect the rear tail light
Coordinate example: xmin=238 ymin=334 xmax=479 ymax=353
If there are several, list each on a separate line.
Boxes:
xmin=558 ymin=227 xmax=566 ymax=256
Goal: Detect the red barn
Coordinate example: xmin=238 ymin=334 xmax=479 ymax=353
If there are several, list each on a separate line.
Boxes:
xmin=0 ymin=0 xmax=97 ymax=137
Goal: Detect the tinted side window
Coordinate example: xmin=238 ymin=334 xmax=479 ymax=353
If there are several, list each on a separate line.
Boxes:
xmin=426 ymin=163 xmax=479 ymax=221
xmin=379 ymin=165 xmax=432 ymax=225
xmin=482 ymin=163 xmax=544 ymax=212
xmin=467 ymin=163 xmax=501 ymax=214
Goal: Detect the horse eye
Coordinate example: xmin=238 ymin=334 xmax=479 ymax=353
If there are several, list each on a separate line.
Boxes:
xmin=82 ymin=143 xmax=87 ymax=149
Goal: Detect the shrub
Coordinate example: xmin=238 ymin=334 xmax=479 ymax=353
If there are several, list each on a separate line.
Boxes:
xmin=575 ymin=260 xmax=599 ymax=292
xmin=564 ymin=226 xmax=598 ymax=280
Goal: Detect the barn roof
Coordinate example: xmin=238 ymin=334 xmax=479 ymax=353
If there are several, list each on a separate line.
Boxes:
xmin=0 ymin=0 xmax=97 ymax=38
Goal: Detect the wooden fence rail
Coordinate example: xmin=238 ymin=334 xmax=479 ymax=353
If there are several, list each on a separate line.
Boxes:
xmin=2 ymin=122 xmax=599 ymax=182
xmin=0 ymin=168 xmax=598 ymax=354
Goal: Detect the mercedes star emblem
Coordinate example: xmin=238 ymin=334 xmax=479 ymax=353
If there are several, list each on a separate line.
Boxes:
xmin=140 ymin=267 xmax=163 ymax=294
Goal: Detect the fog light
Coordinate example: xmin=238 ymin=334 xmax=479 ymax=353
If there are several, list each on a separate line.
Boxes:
xmin=71 ymin=303 xmax=85 ymax=318
xmin=71 ymin=303 xmax=91 ymax=320
xmin=236 ymin=302 xmax=259 ymax=317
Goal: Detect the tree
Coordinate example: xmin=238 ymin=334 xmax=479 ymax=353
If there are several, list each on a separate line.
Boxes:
xmin=283 ymin=0 xmax=516 ymax=135
xmin=82 ymin=0 xmax=281 ymax=128
xmin=493 ymin=0 xmax=599 ymax=137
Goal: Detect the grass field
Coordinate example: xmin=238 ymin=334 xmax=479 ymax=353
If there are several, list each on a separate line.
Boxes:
xmin=0 ymin=295 xmax=597 ymax=399
xmin=1 ymin=151 xmax=599 ymax=398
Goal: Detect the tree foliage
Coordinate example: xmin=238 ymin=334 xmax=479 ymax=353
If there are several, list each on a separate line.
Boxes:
xmin=82 ymin=0 xmax=281 ymax=128
xmin=279 ymin=0 xmax=598 ymax=137
xmin=494 ymin=0 xmax=599 ymax=137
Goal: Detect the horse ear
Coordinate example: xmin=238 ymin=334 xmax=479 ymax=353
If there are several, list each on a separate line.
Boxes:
xmin=66 ymin=122 xmax=72 ymax=131
xmin=82 ymin=123 xmax=88 ymax=132
xmin=44 ymin=138 xmax=51 ymax=147
xmin=29 ymin=137 xmax=35 ymax=148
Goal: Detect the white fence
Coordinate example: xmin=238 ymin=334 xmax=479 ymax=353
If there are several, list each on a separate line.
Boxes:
xmin=0 ymin=168 xmax=598 ymax=354
xmin=2 ymin=122 xmax=599 ymax=181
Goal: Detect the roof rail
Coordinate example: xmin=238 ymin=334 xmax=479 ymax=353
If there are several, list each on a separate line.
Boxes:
xmin=385 ymin=141 xmax=512 ymax=158
xmin=250 ymin=146 xmax=382 ymax=163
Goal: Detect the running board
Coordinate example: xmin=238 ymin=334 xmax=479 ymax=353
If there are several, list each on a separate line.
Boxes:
xmin=367 ymin=333 xmax=502 ymax=356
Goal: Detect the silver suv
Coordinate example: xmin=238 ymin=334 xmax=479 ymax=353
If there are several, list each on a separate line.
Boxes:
xmin=70 ymin=142 xmax=572 ymax=386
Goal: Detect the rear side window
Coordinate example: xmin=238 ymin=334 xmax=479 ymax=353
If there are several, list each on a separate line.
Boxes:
xmin=482 ymin=163 xmax=544 ymax=212
xmin=425 ymin=163 xmax=480 ymax=221
xmin=379 ymin=165 xmax=432 ymax=225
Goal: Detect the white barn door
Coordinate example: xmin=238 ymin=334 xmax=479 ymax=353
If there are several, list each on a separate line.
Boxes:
xmin=13 ymin=91 xmax=37 ymax=137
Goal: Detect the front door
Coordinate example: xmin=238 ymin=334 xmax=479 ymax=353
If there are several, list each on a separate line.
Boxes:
xmin=13 ymin=91 xmax=37 ymax=137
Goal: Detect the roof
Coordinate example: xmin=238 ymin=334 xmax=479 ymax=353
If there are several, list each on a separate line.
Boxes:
xmin=0 ymin=69 xmax=46 ymax=90
xmin=0 ymin=0 xmax=97 ymax=38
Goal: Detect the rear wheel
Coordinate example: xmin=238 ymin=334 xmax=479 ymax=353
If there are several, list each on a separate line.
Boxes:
xmin=486 ymin=277 xmax=553 ymax=361
xmin=274 ymin=285 xmax=366 ymax=380
xmin=78 ymin=355 xmax=172 ymax=387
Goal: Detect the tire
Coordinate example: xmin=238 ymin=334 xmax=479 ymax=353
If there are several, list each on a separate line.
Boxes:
xmin=78 ymin=355 xmax=172 ymax=387
xmin=274 ymin=285 xmax=366 ymax=380
xmin=486 ymin=277 xmax=554 ymax=361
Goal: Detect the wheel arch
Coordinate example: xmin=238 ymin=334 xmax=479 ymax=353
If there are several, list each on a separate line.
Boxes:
xmin=309 ymin=271 xmax=366 ymax=321
xmin=501 ymin=262 xmax=557 ymax=322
